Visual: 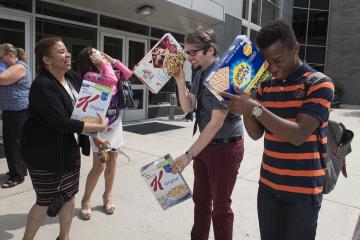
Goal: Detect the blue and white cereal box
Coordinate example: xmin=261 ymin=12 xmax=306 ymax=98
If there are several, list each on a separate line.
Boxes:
xmin=140 ymin=154 xmax=192 ymax=210
xmin=204 ymin=35 xmax=269 ymax=101
xmin=71 ymin=80 xmax=112 ymax=137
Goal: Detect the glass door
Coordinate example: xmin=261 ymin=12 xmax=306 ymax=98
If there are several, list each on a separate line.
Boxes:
xmin=0 ymin=13 xmax=31 ymax=146
xmin=100 ymin=31 xmax=147 ymax=121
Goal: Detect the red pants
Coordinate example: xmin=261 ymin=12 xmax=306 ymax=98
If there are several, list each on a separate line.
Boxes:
xmin=191 ymin=139 xmax=244 ymax=240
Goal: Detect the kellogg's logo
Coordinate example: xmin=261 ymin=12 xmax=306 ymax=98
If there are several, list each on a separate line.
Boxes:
xmin=76 ymin=94 xmax=100 ymax=112
xmin=150 ymin=170 xmax=164 ymax=192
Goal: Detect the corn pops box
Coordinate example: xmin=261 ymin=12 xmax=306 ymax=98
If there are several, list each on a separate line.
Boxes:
xmin=140 ymin=154 xmax=192 ymax=210
xmin=133 ymin=33 xmax=185 ymax=94
xmin=71 ymin=80 xmax=112 ymax=137
xmin=204 ymin=35 xmax=269 ymax=101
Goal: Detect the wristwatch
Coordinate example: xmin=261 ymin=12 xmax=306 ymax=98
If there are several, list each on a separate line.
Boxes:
xmin=185 ymin=151 xmax=195 ymax=161
xmin=251 ymin=105 xmax=263 ymax=118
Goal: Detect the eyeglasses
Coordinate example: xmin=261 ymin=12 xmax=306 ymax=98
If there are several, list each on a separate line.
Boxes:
xmin=185 ymin=48 xmax=206 ymax=56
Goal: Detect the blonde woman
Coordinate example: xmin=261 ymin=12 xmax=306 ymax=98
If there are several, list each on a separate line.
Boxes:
xmin=0 ymin=43 xmax=31 ymax=188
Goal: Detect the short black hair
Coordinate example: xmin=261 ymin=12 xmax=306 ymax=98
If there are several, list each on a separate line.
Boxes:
xmin=256 ymin=20 xmax=297 ymax=49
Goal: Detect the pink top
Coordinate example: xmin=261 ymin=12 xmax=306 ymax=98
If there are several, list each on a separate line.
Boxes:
xmin=83 ymin=60 xmax=133 ymax=95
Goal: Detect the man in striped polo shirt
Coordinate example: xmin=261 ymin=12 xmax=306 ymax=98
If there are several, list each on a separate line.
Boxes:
xmin=221 ymin=20 xmax=334 ymax=240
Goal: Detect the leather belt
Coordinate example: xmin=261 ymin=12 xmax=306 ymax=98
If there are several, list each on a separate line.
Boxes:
xmin=210 ymin=136 xmax=243 ymax=144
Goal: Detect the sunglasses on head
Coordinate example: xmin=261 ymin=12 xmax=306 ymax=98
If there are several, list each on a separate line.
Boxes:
xmin=185 ymin=47 xmax=207 ymax=56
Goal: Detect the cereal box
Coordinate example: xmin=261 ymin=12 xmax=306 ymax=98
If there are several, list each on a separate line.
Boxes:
xmin=133 ymin=33 xmax=185 ymax=94
xmin=204 ymin=35 xmax=269 ymax=101
xmin=71 ymin=80 xmax=112 ymax=137
xmin=140 ymin=154 xmax=192 ymax=210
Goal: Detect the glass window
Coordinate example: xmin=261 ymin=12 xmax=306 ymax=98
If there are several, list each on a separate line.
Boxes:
xmin=36 ymin=18 xmax=97 ymax=70
xmin=261 ymin=0 xmax=278 ymax=26
xmin=308 ymin=64 xmax=324 ymax=73
xmin=251 ymin=0 xmax=261 ymax=25
xmin=250 ymin=29 xmax=258 ymax=45
xmin=103 ymin=36 xmax=124 ymax=62
xmin=100 ymin=15 xmax=149 ymax=36
xmin=241 ymin=26 xmax=248 ymax=35
xmin=0 ymin=18 xmax=25 ymax=49
xmin=307 ymin=10 xmax=328 ymax=45
xmin=310 ymin=0 xmax=329 ymax=10
xmin=292 ymin=8 xmax=308 ymax=44
xmin=151 ymin=27 xmax=185 ymax=43
xmin=299 ymin=45 xmax=305 ymax=60
xmin=149 ymin=78 xmax=176 ymax=105
xmin=294 ymin=0 xmax=309 ymax=8
xmin=36 ymin=0 xmax=97 ymax=25
xmin=305 ymin=46 xmax=326 ymax=63
xmin=131 ymin=89 xmax=144 ymax=109
xmin=0 ymin=0 xmax=32 ymax=12
xmin=150 ymin=39 xmax=158 ymax=49
xmin=128 ymin=40 xmax=146 ymax=84
xmin=242 ymin=0 xmax=249 ymax=19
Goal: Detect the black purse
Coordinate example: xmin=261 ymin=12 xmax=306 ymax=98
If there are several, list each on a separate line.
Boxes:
xmin=117 ymin=72 xmax=134 ymax=109
xmin=47 ymin=191 xmax=67 ymax=217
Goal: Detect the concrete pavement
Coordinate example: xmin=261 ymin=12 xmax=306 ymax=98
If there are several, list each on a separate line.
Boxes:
xmin=0 ymin=106 xmax=359 ymax=240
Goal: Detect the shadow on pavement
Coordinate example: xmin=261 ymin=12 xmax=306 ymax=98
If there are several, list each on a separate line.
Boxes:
xmin=345 ymin=111 xmax=360 ymax=118
xmin=0 ymin=213 xmax=59 ymax=240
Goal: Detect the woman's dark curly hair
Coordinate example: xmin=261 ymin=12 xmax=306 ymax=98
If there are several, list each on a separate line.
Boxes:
xmin=77 ymin=47 xmax=97 ymax=78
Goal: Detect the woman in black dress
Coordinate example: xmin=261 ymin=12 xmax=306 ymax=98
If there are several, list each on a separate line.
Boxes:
xmin=21 ymin=37 xmax=108 ymax=240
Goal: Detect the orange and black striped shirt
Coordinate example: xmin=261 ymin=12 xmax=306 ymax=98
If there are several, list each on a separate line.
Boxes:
xmin=256 ymin=64 xmax=334 ymax=200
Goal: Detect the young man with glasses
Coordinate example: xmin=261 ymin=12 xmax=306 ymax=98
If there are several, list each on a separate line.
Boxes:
xmin=221 ymin=20 xmax=334 ymax=240
xmin=171 ymin=27 xmax=244 ymax=240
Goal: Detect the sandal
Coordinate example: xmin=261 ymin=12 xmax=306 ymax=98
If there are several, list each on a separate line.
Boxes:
xmin=103 ymin=194 xmax=115 ymax=215
xmin=1 ymin=179 xmax=23 ymax=188
xmin=80 ymin=199 xmax=92 ymax=220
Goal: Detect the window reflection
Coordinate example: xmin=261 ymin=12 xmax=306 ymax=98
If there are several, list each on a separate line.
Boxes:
xmin=294 ymin=0 xmax=309 ymax=8
xmin=250 ymin=29 xmax=258 ymax=46
xmin=261 ymin=0 xmax=278 ymax=26
xmin=251 ymin=0 xmax=261 ymax=24
xmin=35 ymin=18 xmax=97 ymax=71
xmin=306 ymin=46 xmax=326 ymax=64
xmin=292 ymin=8 xmax=308 ymax=44
xmin=309 ymin=64 xmax=324 ymax=73
xmin=307 ymin=10 xmax=328 ymax=45
xmin=103 ymin=37 xmax=123 ymax=61
xmin=310 ymin=0 xmax=329 ymax=10
xmin=0 ymin=0 xmax=32 ymax=12
xmin=128 ymin=41 xmax=145 ymax=85
xmin=299 ymin=45 xmax=305 ymax=60
xmin=0 ymin=19 xmax=25 ymax=49
xmin=242 ymin=0 xmax=249 ymax=19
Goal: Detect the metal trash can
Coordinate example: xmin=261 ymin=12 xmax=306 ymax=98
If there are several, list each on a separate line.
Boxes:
xmin=169 ymin=93 xmax=177 ymax=120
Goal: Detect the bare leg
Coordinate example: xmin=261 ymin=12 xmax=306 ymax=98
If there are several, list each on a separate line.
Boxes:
xmin=58 ymin=195 xmax=75 ymax=240
xmin=81 ymin=154 xmax=105 ymax=218
xmin=23 ymin=204 xmax=48 ymax=240
xmin=103 ymin=152 xmax=118 ymax=214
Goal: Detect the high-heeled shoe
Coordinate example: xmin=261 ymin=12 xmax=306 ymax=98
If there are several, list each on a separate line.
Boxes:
xmin=103 ymin=194 xmax=115 ymax=215
xmin=80 ymin=199 xmax=92 ymax=220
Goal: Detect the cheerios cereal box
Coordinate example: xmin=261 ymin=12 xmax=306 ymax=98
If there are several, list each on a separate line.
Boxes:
xmin=71 ymin=80 xmax=112 ymax=137
xmin=140 ymin=154 xmax=192 ymax=210
xmin=204 ymin=35 xmax=269 ymax=101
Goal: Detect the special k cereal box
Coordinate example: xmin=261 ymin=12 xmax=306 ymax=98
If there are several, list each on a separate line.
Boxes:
xmin=204 ymin=35 xmax=269 ymax=101
xmin=133 ymin=33 xmax=185 ymax=94
xmin=71 ymin=80 xmax=112 ymax=137
xmin=140 ymin=154 xmax=192 ymax=210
